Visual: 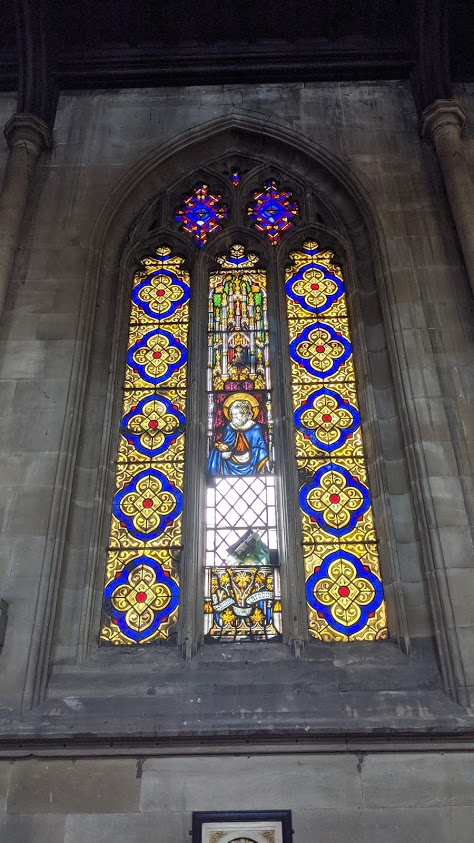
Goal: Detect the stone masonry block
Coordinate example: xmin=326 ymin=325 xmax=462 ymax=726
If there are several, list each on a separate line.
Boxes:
xmin=0 ymin=341 xmax=47 ymax=379
xmin=443 ymin=568 xmax=474 ymax=628
xmin=0 ymin=814 xmax=66 ymax=843
xmin=64 ymin=811 xmax=191 ymax=843
xmin=456 ymin=627 xmax=474 ymax=686
xmin=389 ymin=493 xmax=419 ymax=543
xmin=429 ymin=476 xmax=469 ymax=528
xmin=294 ymin=807 xmax=447 ymax=843
xmin=35 ymin=313 xmax=79 ymax=342
xmin=13 ymin=379 xmax=69 ymax=413
xmin=7 ymin=759 xmax=140 ymax=814
xmin=3 ymin=487 xmax=53 ymax=537
xmin=0 ymin=379 xmax=16 ymax=412
xmin=360 ymin=752 xmax=474 ymax=808
xmin=438 ymin=526 xmax=474 ymax=569
xmin=140 ymin=755 xmax=362 ymax=813
xmin=0 ymin=760 xmax=12 ymax=813
xmin=440 ymin=808 xmax=474 ymax=843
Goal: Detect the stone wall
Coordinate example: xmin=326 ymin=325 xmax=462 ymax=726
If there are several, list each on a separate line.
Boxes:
xmin=0 ymin=80 xmax=473 ymax=838
xmin=1 ymin=752 xmax=474 ymax=842
xmin=0 ymin=94 xmax=15 ymax=177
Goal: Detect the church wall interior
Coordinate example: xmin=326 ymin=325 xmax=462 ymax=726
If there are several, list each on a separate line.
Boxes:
xmin=1 ymin=752 xmax=474 ymax=842
xmin=0 ymin=78 xmax=473 ymax=840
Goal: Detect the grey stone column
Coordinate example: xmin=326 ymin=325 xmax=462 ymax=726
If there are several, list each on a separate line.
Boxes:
xmin=0 ymin=112 xmax=50 ymax=319
xmin=420 ymin=99 xmax=474 ymax=298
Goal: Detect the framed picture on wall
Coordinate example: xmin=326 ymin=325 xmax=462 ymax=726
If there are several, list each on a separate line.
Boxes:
xmin=192 ymin=810 xmax=292 ymax=843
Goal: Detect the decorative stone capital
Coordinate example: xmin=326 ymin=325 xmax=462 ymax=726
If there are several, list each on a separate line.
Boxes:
xmin=420 ymin=99 xmax=467 ymax=143
xmin=4 ymin=112 xmax=51 ymax=154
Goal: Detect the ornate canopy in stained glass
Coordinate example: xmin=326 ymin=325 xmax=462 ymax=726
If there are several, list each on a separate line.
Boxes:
xmin=205 ymin=244 xmax=281 ymax=641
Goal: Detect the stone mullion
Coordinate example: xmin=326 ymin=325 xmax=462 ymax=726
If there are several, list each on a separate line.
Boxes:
xmin=271 ymin=250 xmax=309 ymax=655
xmin=177 ymin=257 xmax=208 ymax=658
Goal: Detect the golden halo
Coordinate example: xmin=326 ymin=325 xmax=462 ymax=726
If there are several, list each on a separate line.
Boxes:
xmin=222 ymin=392 xmax=260 ymax=420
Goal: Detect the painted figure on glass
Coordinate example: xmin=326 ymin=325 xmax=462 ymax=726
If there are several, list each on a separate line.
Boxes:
xmin=207 ymin=393 xmax=268 ymax=476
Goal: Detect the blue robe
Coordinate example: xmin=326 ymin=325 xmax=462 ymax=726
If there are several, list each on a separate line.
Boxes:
xmin=208 ymin=422 xmax=269 ymax=476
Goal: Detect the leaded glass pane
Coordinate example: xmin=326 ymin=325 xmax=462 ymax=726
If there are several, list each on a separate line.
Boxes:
xmin=175 ymin=183 xmax=228 ymax=248
xmin=100 ymin=246 xmax=188 ymax=645
xmin=204 ymin=244 xmax=281 ymax=641
xmin=247 ymin=179 xmax=298 ymax=245
xmin=285 ymin=240 xmax=387 ymax=641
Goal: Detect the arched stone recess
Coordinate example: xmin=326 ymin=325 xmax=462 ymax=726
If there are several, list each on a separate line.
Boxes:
xmin=24 ymin=114 xmax=465 ymax=711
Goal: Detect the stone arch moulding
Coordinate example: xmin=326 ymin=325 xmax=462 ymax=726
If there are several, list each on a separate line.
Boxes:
xmin=23 ymin=113 xmax=464 ymax=712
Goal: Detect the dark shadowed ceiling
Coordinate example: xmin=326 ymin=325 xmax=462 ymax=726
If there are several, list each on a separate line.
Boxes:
xmin=0 ymin=0 xmax=472 ymax=127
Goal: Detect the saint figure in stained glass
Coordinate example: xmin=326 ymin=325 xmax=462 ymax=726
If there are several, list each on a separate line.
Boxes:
xmin=204 ymin=245 xmax=281 ymax=641
xmin=207 ymin=394 xmax=269 ymax=476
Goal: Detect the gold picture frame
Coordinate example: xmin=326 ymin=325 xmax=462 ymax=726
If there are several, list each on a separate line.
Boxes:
xmin=192 ymin=811 xmax=292 ymax=843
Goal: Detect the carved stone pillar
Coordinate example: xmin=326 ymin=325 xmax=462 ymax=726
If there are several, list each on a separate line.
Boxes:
xmin=420 ymin=99 xmax=474 ymax=297
xmin=0 ymin=112 xmax=50 ymax=319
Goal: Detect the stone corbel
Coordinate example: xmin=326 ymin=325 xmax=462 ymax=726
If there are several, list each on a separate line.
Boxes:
xmin=4 ymin=111 xmax=51 ymax=154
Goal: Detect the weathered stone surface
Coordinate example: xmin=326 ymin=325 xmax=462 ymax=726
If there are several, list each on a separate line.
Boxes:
xmin=0 ymin=760 xmax=11 ymax=813
xmin=140 ymin=755 xmax=363 ymax=812
xmin=7 ymin=759 xmax=140 ymax=814
xmin=360 ymin=752 xmax=474 ymax=808
xmin=0 ymin=814 xmax=66 ymax=843
xmin=0 ymin=81 xmax=472 ymax=843
xmin=64 ymin=811 xmax=192 ymax=843
xmin=294 ymin=807 xmax=449 ymax=843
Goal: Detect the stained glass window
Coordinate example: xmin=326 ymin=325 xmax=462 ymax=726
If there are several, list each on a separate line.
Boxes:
xmin=204 ymin=244 xmax=281 ymax=641
xmin=247 ymin=179 xmax=298 ymax=245
xmin=175 ymin=183 xmax=228 ymax=248
xmin=100 ymin=246 xmax=188 ymax=645
xmin=285 ymin=240 xmax=387 ymax=641
xmin=103 ymin=169 xmax=389 ymax=648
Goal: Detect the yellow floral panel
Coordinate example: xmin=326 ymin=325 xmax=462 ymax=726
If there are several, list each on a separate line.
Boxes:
xmin=286 ymin=240 xmax=386 ymax=641
xmin=101 ymin=246 xmax=189 ymax=644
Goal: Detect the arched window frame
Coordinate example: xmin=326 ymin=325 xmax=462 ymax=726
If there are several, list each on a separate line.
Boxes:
xmin=35 ymin=119 xmax=458 ymax=720
xmin=96 ymin=163 xmax=395 ymax=657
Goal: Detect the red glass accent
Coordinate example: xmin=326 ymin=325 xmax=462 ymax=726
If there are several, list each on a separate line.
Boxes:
xmin=142 ymin=498 xmax=153 ymax=508
xmin=148 ymin=420 xmax=158 ymax=429
xmin=316 ymin=345 xmax=325 ymax=353
xmin=153 ymin=351 xmax=162 ymax=358
xmin=338 ymin=586 xmax=350 ymax=597
xmin=329 ymin=493 xmax=340 ymax=503
xmin=311 ymin=283 xmax=319 ymax=290
xmin=156 ymin=289 xmax=165 ymax=296
xmin=322 ymin=413 xmax=332 ymax=422
xmin=135 ymin=591 xmax=147 ymax=603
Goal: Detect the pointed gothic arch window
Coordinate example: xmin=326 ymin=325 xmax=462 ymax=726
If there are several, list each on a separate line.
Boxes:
xmin=99 ymin=170 xmax=387 ymax=647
